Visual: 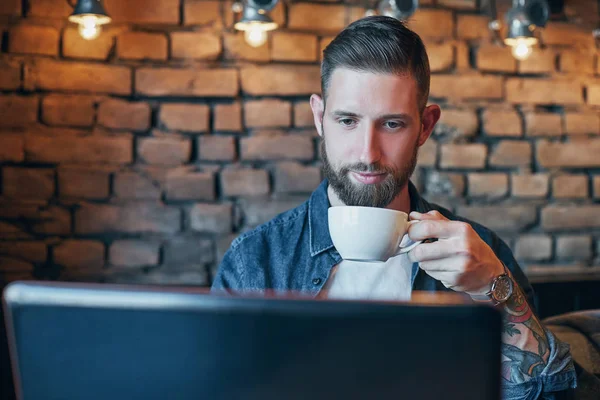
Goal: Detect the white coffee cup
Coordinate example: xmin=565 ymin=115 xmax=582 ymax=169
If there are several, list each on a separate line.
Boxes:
xmin=328 ymin=206 xmax=421 ymax=262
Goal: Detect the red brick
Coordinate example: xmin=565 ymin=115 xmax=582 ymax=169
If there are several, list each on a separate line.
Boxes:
xmin=587 ymin=84 xmax=600 ymax=106
xmin=214 ymin=102 xmax=242 ymax=132
xmin=417 ymin=140 xmax=437 ymax=167
xmin=136 ymin=68 xmax=238 ymax=97
xmin=406 ymin=9 xmax=454 ymax=39
xmin=438 ymin=109 xmax=478 ymax=137
xmin=166 ymin=169 xmax=215 ymax=201
xmin=30 ymin=59 xmax=132 ymax=95
xmin=537 ymin=139 xmax=600 ymax=168
xmin=171 ymin=32 xmax=221 ymax=60
xmin=430 ymin=74 xmax=503 ymax=100
xmin=241 ymin=134 xmax=314 ymax=161
xmin=220 ymin=168 xmax=270 ymax=197
xmin=117 ymin=32 xmax=168 ymax=61
xmin=58 ymin=168 xmax=109 ymax=199
xmin=223 ymin=32 xmax=270 ymax=62
xmin=440 ymin=144 xmax=487 ymax=169
xmin=525 ymin=112 xmax=563 ymax=136
xmin=0 ymin=241 xmax=47 ymax=263
xmin=489 ymin=141 xmax=531 ymax=167
xmin=244 ymin=99 xmax=291 ymax=128
xmin=75 ymin=203 xmax=181 ymax=234
xmin=63 ymin=27 xmax=114 ymax=60
xmin=0 ymin=0 xmax=21 ymax=16
xmin=0 ymin=61 xmax=21 ymax=90
xmin=457 ymin=14 xmax=490 ymax=40
xmin=477 ymin=45 xmax=516 ymax=73
xmin=198 ymin=136 xmax=236 ymax=161
xmin=541 ymin=205 xmax=600 ymax=231
xmin=0 ymin=134 xmax=24 ymax=162
xmin=594 ymin=176 xmax=600 ymax=198
xmin=518 ymin=49 xmax=556 ymax=74
xmin=541 ymin=23 xmax=594 ymax=48
xmin=241 ymin=65 xmax=320 ymax=95
xmin=427 ymin=42 xmax=454 ymax=72
xmin=9 ymin=25 xmax=59 ymax=56
xmin=506 ymin=78 xmax=583 ymax=105
xmin=560 ymin=50 xmax=595 ymax=75
xmin=467 ymin=173 xmax=508 ymax=199
xmin=42 ymin=95 xmax=95 ymax=127
xmin=274 ymin=162 xmax=321 ymax=193
xmin=109 ymin=240 xmax=160 ymax=267
xmin=113 ymin=171 xmax=161 ymax=199
xmin=28 ymin=0 xmax=71 ymax=18
xmin=272 ymin=32 xmax=318 ymax=62
xmin=437 ymin=0 xmax=476 ymax=9
xmin=104 ymin=0 xmax=180 ymax=24
xmin=294 ymin=102 xmax=314 ymax=128
xmin=483 ymin=109 xmax=522 ymax=137
xmin=564 ymin=113 xmax=600 ymax=135
xmin=424 ymin=171 xmax=465 ymax=197
xmin=31 ymin=206 xmax=71 ymax=235
xmin=515 ymin=235 xmax=552 ymax=261
xmin=54 ymin=240 xmax=104 ymax=270
xmin=3 ymin=167 xmax=55 ymax=200
xmin=0 ymin=95 xmax=38 ymax=128
xmin=552 ymin=174 xmax=589 ymax=199
xmin=288 ymin=3 xmax=345 ymax=32
xmin=184 ymin=0 xmax=222 ymax=26
xmin=98 ymin=99 xmax=151 ymax=131
xmin=556 ymin=236 xmax=592 ymax=260
xmin=25 ymin=134 xmax=133 ymax=164
xmin=456 ymin=205 xmax=537 ymax=232
xmin=160 ymin=104 xmax=209 ymax=133
xmin=0 ymin=222 xmax=30 ymax=240
xmin=511 ymin=173 xmax=549 ymax=198
xmin=137 ymin=136 xmax=191 ymax=166
xmin=189 ymin=203 xmax=232 ymax=234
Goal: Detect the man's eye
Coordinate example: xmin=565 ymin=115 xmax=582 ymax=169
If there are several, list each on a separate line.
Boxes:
xmin=384 ymin=121 xmax=404 ymax=129
xmin=338 ymin=118 xmax=356 ymax=127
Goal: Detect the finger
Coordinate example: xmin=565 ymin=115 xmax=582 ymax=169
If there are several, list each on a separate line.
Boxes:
xmin=408 ymin=239 xmax=461 ymax=263
xmin=409 ymin=219 xmax=471 ymax=241
xmin=409 ymin=210 xmax=449 ymax=222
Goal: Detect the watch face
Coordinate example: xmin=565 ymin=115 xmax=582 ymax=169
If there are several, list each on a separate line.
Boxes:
xmin=492 ymin=275 xmax=513 ymax=303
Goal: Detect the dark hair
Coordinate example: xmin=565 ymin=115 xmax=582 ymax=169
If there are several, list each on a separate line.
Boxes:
xmin=321 ymin=16 xmax=430 ymax=113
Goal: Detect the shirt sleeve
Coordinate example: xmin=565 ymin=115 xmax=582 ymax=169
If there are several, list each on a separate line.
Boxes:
xmin=492 ymin=235 xmax=578 ymax=399
xmin=211 ymin=246 xmax=245 ymax=293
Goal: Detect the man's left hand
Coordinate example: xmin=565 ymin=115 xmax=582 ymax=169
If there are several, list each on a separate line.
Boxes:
xmin=407 ymin=210 xmax=505 ymax=297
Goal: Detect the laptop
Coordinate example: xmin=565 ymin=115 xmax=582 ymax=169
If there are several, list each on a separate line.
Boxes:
xmin=3 ymin=281 xmax=502 ymax=400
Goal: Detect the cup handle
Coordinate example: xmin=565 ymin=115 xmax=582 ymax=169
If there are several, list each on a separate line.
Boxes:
xmin=396 ymin=219 xmax=421 ymax=255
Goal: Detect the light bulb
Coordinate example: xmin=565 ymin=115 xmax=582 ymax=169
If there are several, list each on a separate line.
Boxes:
xmin=511 ymin=40 xmax=533 ymax=60
xmin=244 ymin=27 xmax=268 ymax=47
xmin=78 ymin=15 xmax=101 ymax=40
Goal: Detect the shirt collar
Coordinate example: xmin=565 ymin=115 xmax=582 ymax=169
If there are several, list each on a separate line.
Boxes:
xmin=308 ymin=179 xmax=432 ymax=257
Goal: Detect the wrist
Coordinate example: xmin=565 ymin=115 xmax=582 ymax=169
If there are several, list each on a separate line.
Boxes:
xmin=470 ymin=262 xmax=514 ymax=306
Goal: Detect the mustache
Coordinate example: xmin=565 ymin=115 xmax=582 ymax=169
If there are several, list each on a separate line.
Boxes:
xmin=339 ymin=162 xmax=397 ymax=175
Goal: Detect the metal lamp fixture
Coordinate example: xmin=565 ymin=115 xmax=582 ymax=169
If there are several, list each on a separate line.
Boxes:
xmin=503 ymin=0 xmax=549 ymax=60
xmin=233 ymin=0 xmax=279 ymax=48
xmin=377 ymin=0 xmax=419 ymax=21
xmin=68 ymin=0 xmax=112 ymax=41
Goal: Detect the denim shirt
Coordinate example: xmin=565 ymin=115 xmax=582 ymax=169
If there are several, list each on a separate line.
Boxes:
xmin=213 ymin=180 xmax=577 ymax=399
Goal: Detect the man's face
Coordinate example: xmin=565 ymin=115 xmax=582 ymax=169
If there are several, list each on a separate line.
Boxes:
xmin=311 ymin=68 xmax=438 ymax=208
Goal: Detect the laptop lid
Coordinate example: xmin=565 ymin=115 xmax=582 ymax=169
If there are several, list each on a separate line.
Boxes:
xmin=3 ymin=281 xmax=501 ymax=400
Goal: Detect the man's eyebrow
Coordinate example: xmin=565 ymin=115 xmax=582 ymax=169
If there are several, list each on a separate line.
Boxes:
xmin=378 ymin=113 xmax=413 ymax=121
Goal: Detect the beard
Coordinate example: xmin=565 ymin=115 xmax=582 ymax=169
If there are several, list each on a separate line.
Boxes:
xmin=320 ymin=135 xmax=418 ymax=208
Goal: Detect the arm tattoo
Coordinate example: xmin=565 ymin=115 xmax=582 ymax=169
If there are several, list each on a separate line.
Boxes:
xmin=500 ymin=282 xmax=550 ymax=383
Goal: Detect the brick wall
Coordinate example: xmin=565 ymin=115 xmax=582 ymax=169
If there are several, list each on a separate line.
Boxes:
xmin=0 ymin=0 xmax=599 ymax=287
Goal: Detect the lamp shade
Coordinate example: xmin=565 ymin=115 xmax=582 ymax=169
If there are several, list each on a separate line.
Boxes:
xmin=68 ymin=0 xmax=112 ymax=25
xmin=234 ymin=5 xmax=277 ymax=31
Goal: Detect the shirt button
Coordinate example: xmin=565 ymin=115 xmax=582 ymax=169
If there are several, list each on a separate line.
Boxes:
xmin=312 ymin=278 xmax=322 ymax=285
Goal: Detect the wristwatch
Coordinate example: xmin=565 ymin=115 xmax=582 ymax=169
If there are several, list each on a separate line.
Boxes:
xmin=472 ymin=264 xmax=514 ymax=306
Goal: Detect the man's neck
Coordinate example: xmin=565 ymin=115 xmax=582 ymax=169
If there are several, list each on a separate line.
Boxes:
xmin=326 ymin=184 xmax=412 ymax=214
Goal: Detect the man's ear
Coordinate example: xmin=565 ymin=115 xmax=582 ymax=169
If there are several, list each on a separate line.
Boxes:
xmin=418 ymin=104 xmax=441 ymax=146
xmin=310 ymin=94 xmax=325 ymax=137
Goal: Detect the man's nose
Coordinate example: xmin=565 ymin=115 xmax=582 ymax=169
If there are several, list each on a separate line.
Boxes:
xmin=358 ymin=124 xmax=381 ymax=165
